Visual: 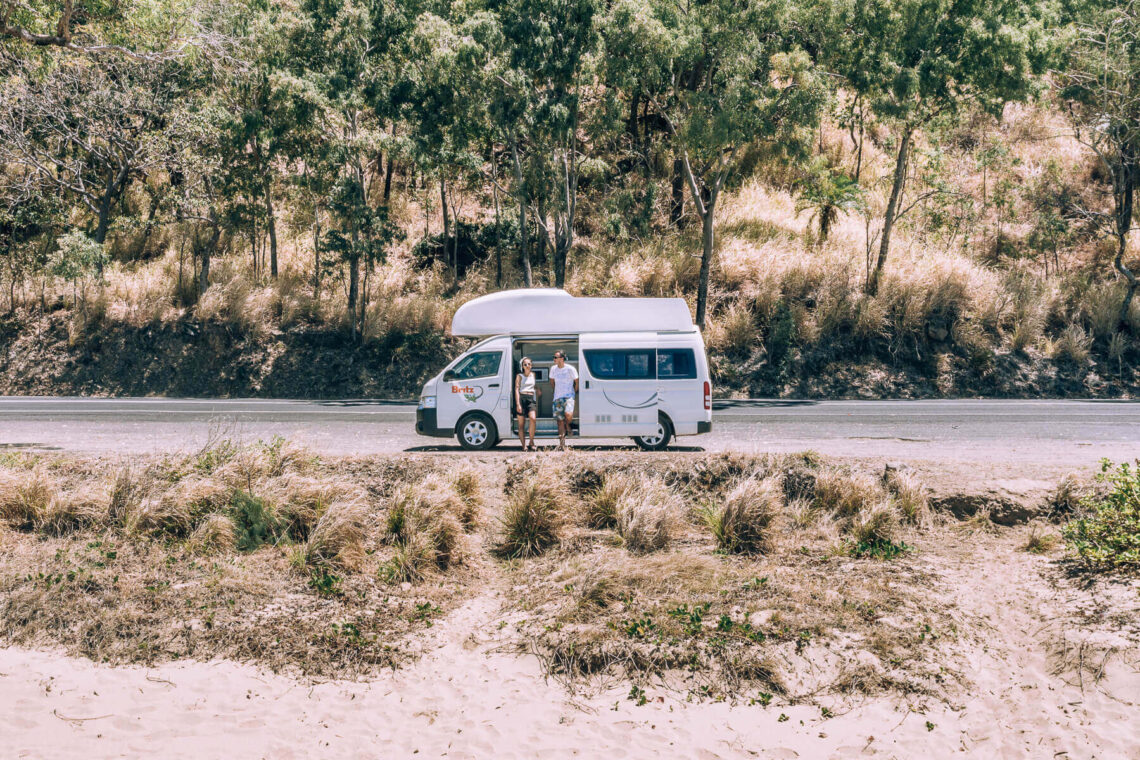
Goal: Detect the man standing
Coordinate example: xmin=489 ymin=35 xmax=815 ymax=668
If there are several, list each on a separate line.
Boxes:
xmin=549 ymin=350 xmax=579 ymax=451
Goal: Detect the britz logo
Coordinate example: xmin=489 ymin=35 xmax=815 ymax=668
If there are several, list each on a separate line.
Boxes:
xmin=451 ymin=384 xmax=483 ymax=403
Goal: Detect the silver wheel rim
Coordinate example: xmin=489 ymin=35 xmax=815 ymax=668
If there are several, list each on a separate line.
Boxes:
xmin=463 ymin=419 xmax=489 ymax=446
xmin=642 ymin=423 xmax=666 ymax=447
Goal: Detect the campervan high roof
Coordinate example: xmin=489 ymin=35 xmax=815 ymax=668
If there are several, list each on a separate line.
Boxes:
xmin=451 ymin=289 xmax=695 ymax=337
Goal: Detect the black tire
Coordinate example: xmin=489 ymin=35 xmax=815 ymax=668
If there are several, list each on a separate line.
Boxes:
xmin=633 ymin=414 xmax=673 ymax=451
xmin=457 ymin=413 xmax=497 ymax=451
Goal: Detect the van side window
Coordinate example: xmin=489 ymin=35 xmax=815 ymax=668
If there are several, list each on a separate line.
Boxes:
xmin=450 ymin=351 xmax=502 ymax=380
xmin=657 ymin=349 xmax=697 ymax=379
xmin=584 ymin=350 xmax=656 ymax=380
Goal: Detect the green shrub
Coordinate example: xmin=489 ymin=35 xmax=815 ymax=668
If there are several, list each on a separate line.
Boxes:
xmin=1063 ymin=460 xmax=1140 ymax=570
xmin=229 ymin=490 xmax=281 ymax=551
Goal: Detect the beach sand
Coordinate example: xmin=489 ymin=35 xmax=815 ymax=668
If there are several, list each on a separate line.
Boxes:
xmin=4 ymin=542 xmax=1139 ymax=760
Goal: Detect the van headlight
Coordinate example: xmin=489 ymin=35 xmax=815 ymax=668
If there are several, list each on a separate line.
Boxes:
xmin=419 ymin=395 xmax=436 ymax=409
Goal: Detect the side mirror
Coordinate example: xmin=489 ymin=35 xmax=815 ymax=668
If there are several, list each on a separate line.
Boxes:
xmin=443 ymin=369 xmax=456 ymax=382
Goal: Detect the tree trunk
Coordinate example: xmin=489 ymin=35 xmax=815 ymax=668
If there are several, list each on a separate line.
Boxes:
xmin=383 ymin=158 xmax=394 ymax=206
xmin=1116 ymin=149 xmax=1137 ymax=331
xmin=264 ymin=176 xmax=278 ymax=279
xmin=509 ymin=138 xmax=532 ymax=287
xmin=200 ymin=217 xmax=219 ymax=296
xmin=491 ymin=149 xmax=503 ymax=288
xmin=440 ymin=177 xmax=452 ymax=276
xmin=670 ymin=157 xmax=685 ymax=229
xmin=696 ymin=208 xmax=715 ymax=330
xmin=313 ymin=210 xmax=321 ymax=298
xmin=867 ymin=129 xmax=912 ymax=296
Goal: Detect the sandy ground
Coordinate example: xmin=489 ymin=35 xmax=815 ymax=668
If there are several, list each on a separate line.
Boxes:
xmin=3 ymin=531 xmax=1139 ymax=760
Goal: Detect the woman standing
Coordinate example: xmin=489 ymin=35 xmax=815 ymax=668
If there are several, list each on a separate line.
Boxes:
xmin=514 ymin=357 xmax=540 ymax=451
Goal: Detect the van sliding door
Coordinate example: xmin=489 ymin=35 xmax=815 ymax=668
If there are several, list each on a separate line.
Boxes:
xmin=578 ymin=333 xmax=659 ymax=437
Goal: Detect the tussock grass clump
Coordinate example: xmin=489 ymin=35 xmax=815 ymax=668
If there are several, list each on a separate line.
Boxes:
xmin=269 ymin=476 xmax=342 ymax=540
xmin=382 ymin=481 xmax=467 ymax=582
xmin=35 ymin=491 xmax=106 ymax=535
xmin=498 ymin=474 xmax=568 ymax=559
xmin=188 ymin=513 xmax=237 ymax=555
xmin=814 ymin=470 xmax=882 ymax=518
xmin=301 ymin=501 xmax=371 ymax=570
xmin=846 ymin=501 xmax=900 ymax=545
xmin=703 ymin=477 xmax=782 ymax=555
xmin=883 ymin=468 xmax=931 ymax=527
xmin=1047 ymin=474 xmax=1084 ymax=518
xmin=616 ymin=476 xmax=680 ymax=554
xmin=130 ymin=496 xmax=198 ymax=537
xmin=108 ymin=465 xmax=145 ymax=524
xmin=449 ymin=466 xmax=485 ymax=528
xmin=1022 ymin=526 xmax=1059 ymax=554
xmin=0 ymin=468 xmax=56 ymax=529
xmin=584 ymin=473 xmax=636 ymax=529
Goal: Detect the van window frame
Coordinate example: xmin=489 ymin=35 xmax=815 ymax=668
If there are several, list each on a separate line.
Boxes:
xmin=448 ymin=350 xmax=503 ymax=380
xmin=583 ymin=349 xmax=657 ymax=380
xmin=657 ymin=348 xmax=698 ymax=380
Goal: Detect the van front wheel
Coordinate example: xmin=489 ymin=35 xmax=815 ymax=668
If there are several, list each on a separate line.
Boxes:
xmin=633 ymin=416 xmax=673 ymax=451
xmin=457 ymin=413 xmax=497 ymax=451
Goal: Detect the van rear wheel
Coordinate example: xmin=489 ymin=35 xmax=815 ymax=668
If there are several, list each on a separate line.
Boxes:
xmin=633 ymin=415 xmax=673 ymax=451
xmin=457 ymin=413 xmax=497 ymax=451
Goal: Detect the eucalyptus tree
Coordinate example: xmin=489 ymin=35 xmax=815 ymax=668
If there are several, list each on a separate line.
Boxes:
xmin=401 ymin=11 xmax=492 ymax=278
xmin=293 ymin=0 xmax=408 ymax=337
xmin=0 ymin=54 xmax=177 ymax=247
xmin=829 ymin=0 xmax=1052 ymax=294
xmin=1061 ymin=0 xmax=1140 ymax=330
xmin=605 ymin=0 xmax=827 ymax=328
xmin=214 ymin=5 xmax=315 ymax=280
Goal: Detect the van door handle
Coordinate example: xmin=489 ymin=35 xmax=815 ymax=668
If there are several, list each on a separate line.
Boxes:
xmin=584 ymin=380 xmax=590 ymax=389
xmin=488 ymin=383 xmax=500 ymax=388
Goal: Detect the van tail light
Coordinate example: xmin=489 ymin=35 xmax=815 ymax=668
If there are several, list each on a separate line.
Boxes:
xmin=703 ymin=381 xmax=711 ymax=411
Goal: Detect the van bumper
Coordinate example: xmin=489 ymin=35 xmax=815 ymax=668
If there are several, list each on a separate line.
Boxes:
xmin=697 ymin=421 xmax=712 ymax=434
xmin=416 ymin=408 xmax=452 ymax=438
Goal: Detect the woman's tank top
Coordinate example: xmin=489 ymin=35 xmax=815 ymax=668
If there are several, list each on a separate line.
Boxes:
xmin=518 ymin=372 xmax=535 ymax=394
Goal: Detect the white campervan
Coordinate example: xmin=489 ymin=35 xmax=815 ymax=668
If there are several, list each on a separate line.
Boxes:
xmin=415 ymin=289 xmax=712 ymax=450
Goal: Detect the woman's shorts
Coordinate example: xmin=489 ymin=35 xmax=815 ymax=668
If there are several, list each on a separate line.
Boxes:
xmin=518 ymin=394 xmax=537 ymax=416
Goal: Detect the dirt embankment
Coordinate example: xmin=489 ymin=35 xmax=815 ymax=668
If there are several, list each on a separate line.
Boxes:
xmin=1 ymin=311 xmax=1137 ymax=399
xmin=0 ymin=313 xmax=461 ymax=398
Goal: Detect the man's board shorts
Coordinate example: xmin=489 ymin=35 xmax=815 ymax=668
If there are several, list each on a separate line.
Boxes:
xmin=554 ymin=397 xmax=575 ymax=420
xmin=518 ymin=394 xmax=537 ymax=415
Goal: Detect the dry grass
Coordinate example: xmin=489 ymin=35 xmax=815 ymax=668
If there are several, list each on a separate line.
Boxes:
xmin=0 ymin=467 xmax=57 ymax=529
xmin=615 ymin=475 xmax=680 ymax=554
xmin=814 ymin=469 xmax=882 ymax=519
xmin=702 ymin=477 xmax=782 ymax=554
xmin=301 ymin=501 xmax=371 ymax=571
xmin=0 ymin=446 xmax=474 ymax=679
xmin=884 ymin=468 xmax=932 ymax=527
xmin=188 ymin=513 xmax=237 ymax=555
xmin=497 ymin=467 xmax=569 ymax=558
xmin=584 ymin=472 xmax=635 ymax=529
xmin=1022 ymin=525 xmax=1059 ymax=554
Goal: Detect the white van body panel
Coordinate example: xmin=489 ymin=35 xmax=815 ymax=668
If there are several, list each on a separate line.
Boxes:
xmin=657 ymin=331 xmax=711 ymax=436
xmin=578 ymin=332 xmax=660 ymax=437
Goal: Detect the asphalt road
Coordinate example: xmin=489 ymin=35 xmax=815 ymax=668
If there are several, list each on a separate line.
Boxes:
xmin=1 ymin=397 xmax=1138 ymax=466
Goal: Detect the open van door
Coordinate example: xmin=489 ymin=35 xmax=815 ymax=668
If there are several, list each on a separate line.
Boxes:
xmin=578 ymin=332 xmax=659 ymax=438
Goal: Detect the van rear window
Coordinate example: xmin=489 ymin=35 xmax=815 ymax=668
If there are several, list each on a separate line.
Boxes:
xmin=658 ymin=349 xmax=697 ymax=379
xmin=584 ymin=350 xmax=656 ymax=380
